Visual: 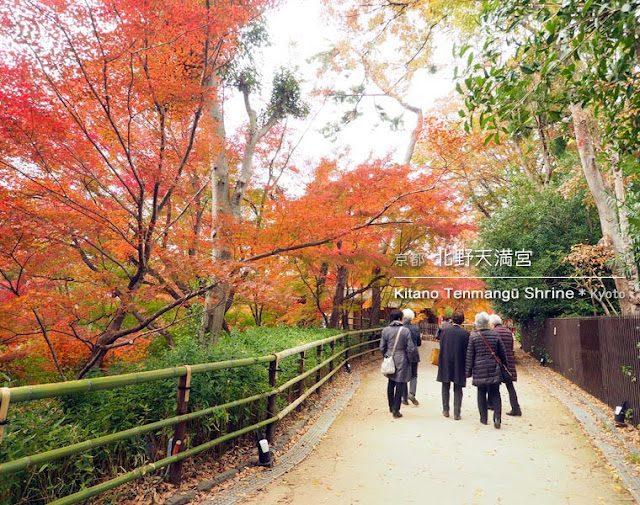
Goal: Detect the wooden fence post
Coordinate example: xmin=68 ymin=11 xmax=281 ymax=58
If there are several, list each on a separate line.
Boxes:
xmin=169 ymin=365 xmax=192 ymax=486
xmin=296 ymin=351 xmax=306 ymax=400
xmin=266 ymin=357 xmax=279 ymax=444
xmin=315 ymin=344 xmax=323 ymax=395
xmin=345 ymin=335 xmax=350 ymax=363
xmin=369 ymin=331 xmax=376 ymax=360
xmin=329 ymin=339 xmax=336 ymax=381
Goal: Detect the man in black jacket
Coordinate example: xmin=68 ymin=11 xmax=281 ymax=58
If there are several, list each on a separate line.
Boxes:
xmin=436 ymin=311 xmax=469 ymax=420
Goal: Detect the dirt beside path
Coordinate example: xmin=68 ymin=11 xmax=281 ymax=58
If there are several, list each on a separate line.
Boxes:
xmin=238 ymin=342 xmax=633 ymax=505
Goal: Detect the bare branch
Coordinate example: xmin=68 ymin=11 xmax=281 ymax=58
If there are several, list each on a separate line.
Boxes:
xmin=32 ymin=309 xmax=67 ymax=381
xmin=243 ymin=182 xmax=441 ymax=262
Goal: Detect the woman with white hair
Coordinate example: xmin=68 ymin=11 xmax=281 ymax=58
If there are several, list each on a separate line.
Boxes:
xmin=380 ymin=309 xmax=417 ymax=418
xmin=489 ymin=314 xmax=521 ymax=416
xmin=401 ymin=308 xmax=421 ymax=406
xmin=465 ymin=311 xmax=508 ymax=429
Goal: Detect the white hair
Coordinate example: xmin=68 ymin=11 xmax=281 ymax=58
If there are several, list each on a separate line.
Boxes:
xmin=402 ymin=308 xmax=415 ymax=322
xmin=489 ymin=314 xmax=503 ymax=327
xmin=474 ymin=311 xmax=490 ymax=329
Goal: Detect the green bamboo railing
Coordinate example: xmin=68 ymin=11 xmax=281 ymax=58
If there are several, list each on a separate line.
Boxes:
xmin=0 ymin=328 xmax=382 ymax=505
xmin=7 ymin=355 xmax=275 ymax=404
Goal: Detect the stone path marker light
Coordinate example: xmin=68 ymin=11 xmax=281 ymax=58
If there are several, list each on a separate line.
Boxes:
xmin=256 ymin=429 xmax=273 ymax=467
xmin=614 ymin=401 xmax=629 ymax=426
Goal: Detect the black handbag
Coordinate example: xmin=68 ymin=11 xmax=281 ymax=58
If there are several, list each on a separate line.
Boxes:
xmin=475 ymin=331 xmax=513 ymax=383
xmin=498 ymin=363 xmax=513 ymax=383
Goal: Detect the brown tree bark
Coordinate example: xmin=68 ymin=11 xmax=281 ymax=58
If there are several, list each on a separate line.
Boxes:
xmin=329 ymin=265 xmax=349 ymax=329
xmin=570 ymin=103 xmax=640 ymax=314
xmin=369 ymin=266 xmax=382 ymax=328
xmin=202 ymin=75 xmax=282 ymax=343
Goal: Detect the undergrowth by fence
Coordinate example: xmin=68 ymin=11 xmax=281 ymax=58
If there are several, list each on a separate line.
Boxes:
xmin=0 ymin=327 xmax=381 ymax=505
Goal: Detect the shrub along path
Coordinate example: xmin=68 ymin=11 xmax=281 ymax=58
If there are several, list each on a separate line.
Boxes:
xmin=227 ymin=341 xmax=635 ymax=505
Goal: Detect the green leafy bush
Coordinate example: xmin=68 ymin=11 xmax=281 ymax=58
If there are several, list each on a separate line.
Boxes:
xmin=0 ymin=327 xmax=344 ymax=504
xmin=477 ymin=185 xmax=605 ymax=324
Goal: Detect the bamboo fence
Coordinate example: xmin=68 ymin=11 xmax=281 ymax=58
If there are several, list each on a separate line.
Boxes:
xmin=0 ymin=328 xmax=382 ymax=505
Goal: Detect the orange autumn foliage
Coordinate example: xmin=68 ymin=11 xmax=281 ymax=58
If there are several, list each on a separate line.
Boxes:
xmin=0 ymin=0 xmax=272 ymax=379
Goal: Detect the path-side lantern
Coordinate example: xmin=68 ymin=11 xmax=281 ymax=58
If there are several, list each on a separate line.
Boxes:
xmin=614 ymin=401 xmax=629 ymax=425
xmin=345 ymin=362 xmax=352 ymax=373
xmin=255 ymin=429 xmax=273 ymax=466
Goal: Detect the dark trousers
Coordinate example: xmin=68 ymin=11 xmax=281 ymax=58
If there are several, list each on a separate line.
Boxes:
xmin=441 ymin=382 xmax=463 ymax=415
xmin=505 ymin=380 xmax=521 ymax=412
xmin=387 ymin=379 xmax=406 ymax=413
xmin=477 ymin=384 xmax=501 ymax=423
xmin=402 ymin=363 xmax=419 ymax=400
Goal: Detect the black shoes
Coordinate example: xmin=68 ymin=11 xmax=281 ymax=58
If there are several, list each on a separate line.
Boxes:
xmin=443 ymin=410 xmax=450 ymax=418
xmin=402 ymin=398 xmax=409 ymax=405
xmin=506 ymin=410 xmax=522 ymax=416
xmin=454 ymin=414 xmax=461 ymax=420
xmin=393 ymin=411 xmax=403 ymax=418
xmin=494 ymin=420 xmax=501 ymax=429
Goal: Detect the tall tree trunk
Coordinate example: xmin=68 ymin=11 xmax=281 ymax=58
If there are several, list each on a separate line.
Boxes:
xmin=402 ymin=104 xmax=422 ymax=166
xmin=329 ymin=265 xmax=348 ymax=329
xmin=201 ymin=80 xmax=232 ymax=343
xmin=317 ymin=262 xmax=329 ymax=327
xmin=570 ymin=103 xmax=640 ymax=314
xmin=535 ymin=114 xmax=553 ymax=183
xmin=202 ymin=76 xmax=282 ymax=343
xmin=610 ymin=152 xmax=640 ymax=313
xmin=341 ymin=311 xmax=349 ymax=330
xmin=514 ymin=134 xmax=543 ymax=189
xmin=369 ymin=270 xmax=382 ymax=328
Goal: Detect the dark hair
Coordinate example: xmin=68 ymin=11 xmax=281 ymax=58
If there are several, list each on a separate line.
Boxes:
xmin=389 ymin=309 xmax=403 ymax=321
xmin=452 ymin=311 xmax=464 ymax=325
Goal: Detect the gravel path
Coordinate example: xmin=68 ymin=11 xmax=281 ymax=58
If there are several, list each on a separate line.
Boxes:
xmin=230 ymin=342 xmax=635 ymax=505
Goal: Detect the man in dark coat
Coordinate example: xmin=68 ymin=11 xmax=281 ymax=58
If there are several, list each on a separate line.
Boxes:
xmin=436 ymin=311 xmax=469 ymax=420
xmin=401 ymin=308 xmax=422 ymax=406
xmin=490 ymin=314 xmax=521 ymax=416
xmin=466 ymin=312 xmax=508 ymax=429
xmin=435 ymin=317 xmax=451 ymax=340
xmin=380 ymin=309 xmax=417 ymax=418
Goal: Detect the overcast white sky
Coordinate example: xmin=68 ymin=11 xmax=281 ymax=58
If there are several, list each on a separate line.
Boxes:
xmin=225 ymin=0 xmax=456 ymax=187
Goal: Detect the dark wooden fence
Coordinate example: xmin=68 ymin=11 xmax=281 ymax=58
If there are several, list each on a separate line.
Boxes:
xmin=522 ymin=316 xmax=640 ymax=423
xmin=418 ymin=321 xmax=440 ymax=338
xmin=418 ymin=322 xmax=474 ymax=338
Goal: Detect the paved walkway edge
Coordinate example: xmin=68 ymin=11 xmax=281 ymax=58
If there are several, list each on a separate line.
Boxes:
xmin=201 ymin=373 xmax=362 ymax=505
xmin=528 ymin=364 xmax=640 ymax=503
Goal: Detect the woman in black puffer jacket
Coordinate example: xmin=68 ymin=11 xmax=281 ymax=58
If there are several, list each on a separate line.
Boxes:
xmin=466 ymin=312 xmax=508 ymax=429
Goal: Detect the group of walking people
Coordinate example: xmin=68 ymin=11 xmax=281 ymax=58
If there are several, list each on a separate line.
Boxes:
xmin=380 ymin=309 xmax=520 ymax=428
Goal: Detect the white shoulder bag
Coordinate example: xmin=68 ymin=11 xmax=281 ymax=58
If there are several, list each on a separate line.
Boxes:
xmin=381 ymin=327 xmax=403 ymax=376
